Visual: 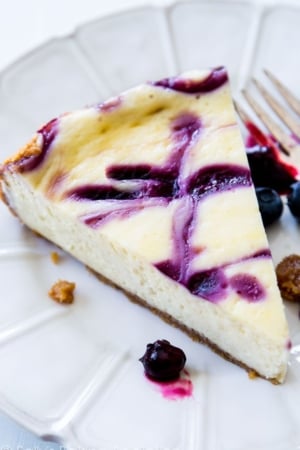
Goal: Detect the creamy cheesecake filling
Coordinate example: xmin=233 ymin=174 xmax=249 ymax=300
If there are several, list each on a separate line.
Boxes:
xmin=1 ymin=171 xmax=289 ymax=381
xmin=29 ymin=115 xmax=264 ymax=305
xmin=1 ymin=67 xmax=290 ymax=381
xmin=9 ymin=68 xmax=287 ymax=320
xmin=15 ymin=85 xmax=264 ymax=304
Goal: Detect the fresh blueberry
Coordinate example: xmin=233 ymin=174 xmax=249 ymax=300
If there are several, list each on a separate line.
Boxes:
xmin=246 ymin=145 xmax=296 ymax=193
xmin=255 ymin=187 xmax=283 ymax=226
xmin=287 ymin=181 xmax=300 ymax=219
xmin=139 ymin=339 xmax=186 ymax=381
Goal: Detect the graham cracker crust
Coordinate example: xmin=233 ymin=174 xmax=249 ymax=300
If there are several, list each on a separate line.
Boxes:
xmin=0 ymin=137 xmax=40 ymax=215
xmin=91 ymin=269 xmax=280 ymax=385
xmin=1 ymin=136 xmax=40 ymax=170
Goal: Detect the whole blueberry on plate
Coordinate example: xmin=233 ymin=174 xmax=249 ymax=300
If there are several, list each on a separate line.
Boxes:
xmin=255 ymin=187 xmax=283 ymax=226
xmin=287 ymin=181 xmax=300 ymax=219
xmin=246 ymin=145 xmax=296 ymax=193
xmin=139 ymin=339 xmax=186 ymax=381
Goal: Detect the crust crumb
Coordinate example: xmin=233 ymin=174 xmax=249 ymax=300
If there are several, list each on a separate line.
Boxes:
xmin=276 ymin=254 xmax=300 ymax=302
xmin=248 ymin=369 xmax=258 ymax=380
xmin=50 ymin=251 xmax=61 ymax=264
xmin=48 ymin=280 xmax=75 ymax=304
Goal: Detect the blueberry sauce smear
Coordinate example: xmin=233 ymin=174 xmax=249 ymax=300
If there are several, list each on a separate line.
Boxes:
xmin=18 ymin=118 xmax=58 ymax=172
xmin=107 ymin=164 xmax=158 ymax=181
xmin=187 ymin=268 xmax=228 ymax=302
xmin=171 ymin=113 xmax=201 ymax=145
xmin=70 ymin=163 xmax=251 ymax=204
xmin=107 ymin=164 xmax=178 ymax=198
xmin=139 ymin=339 xmax=186 ymax=381
xmin=229 ymin=273 xmax=265 ymax=302
xmin=153 ymin=67 xmax=228 ymax=94
xmin=186 ymin=164 xmax=251 ymax=199
xmin=252 ymin=248 xmax=272 ymax=258
xmin=68 ymin=181 xmax=176 ymax=201
xmin=155 ymin=260 xmax=181 ymax=282
xmin=70 ymin=184 xmax=139 ymax=201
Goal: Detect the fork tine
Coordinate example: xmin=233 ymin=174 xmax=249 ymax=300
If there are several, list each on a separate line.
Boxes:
xmin=242 ymin=89 xmax=300 ymax=155
xmin=233 ymin=100 xmax=252 ymax=125
xmin=234 ymin=100 xmax=289 ymax=153
xmin=264 ymin=69 xmax=300 ymax=116
xmin=253 ymin=77 xmax=300 ymax=140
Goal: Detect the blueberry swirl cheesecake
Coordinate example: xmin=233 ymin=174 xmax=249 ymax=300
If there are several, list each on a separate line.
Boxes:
xmin=0 ymin=67 xmax=290 ymax=383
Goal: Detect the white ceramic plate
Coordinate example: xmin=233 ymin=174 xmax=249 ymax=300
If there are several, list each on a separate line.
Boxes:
xmin=1 ymin=1 xmax=300 ymax=448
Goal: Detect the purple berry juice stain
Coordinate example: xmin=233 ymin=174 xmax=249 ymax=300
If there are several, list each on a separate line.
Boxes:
xmin=187 ymin=268 xmax=228 ymax=302
xmin=147 ymin=370 xmax=193 ymax=400
xmin=153 ymin=67 xmax=228 ymax=94
xmin=186 ymin=164 xmax=251 ymax=199
xmin=229 ymin=273 xmax=265 ymax=302
xmin=98 ymin=96 xmax=122 ymax=113
xmin=17 ymin=118 xmax=58 ymax=172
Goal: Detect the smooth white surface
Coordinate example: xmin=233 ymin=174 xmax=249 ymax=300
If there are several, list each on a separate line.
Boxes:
xmin=1 ymin=0 xmax=300 ymax=449
xmin=0 ymin=0 xmax=162 ymax=70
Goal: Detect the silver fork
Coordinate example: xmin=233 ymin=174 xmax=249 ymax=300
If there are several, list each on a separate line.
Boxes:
xmin=235 ymin=70 xmax=300 ymax=157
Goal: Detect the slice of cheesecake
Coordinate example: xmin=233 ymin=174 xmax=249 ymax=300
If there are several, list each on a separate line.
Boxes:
xmin=0 ymin=67 xmax=290 ymax=383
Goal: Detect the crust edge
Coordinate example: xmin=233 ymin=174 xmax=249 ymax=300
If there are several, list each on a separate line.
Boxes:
xmin=0 ymin=136 xmax=40 ymax=214
xmin=91 ymin=270 xmax=282 ymax=385
xmin=1 ymin=135 xmax=40 ymax=169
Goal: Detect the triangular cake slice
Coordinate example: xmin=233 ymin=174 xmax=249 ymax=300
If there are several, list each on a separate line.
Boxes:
xmin=0 ymin=67 xmax=290 ymax=382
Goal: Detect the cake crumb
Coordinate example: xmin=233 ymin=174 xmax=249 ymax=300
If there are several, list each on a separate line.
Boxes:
xmin=276 ymin=254 xmax=300 ymax=302
xmin=48 ymin=280 xmax=75 ymax=304
xmin=248 ymin=370 xmax=258 ymax=380
xmin=50 ymin=251 xmax=60 ymax=264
